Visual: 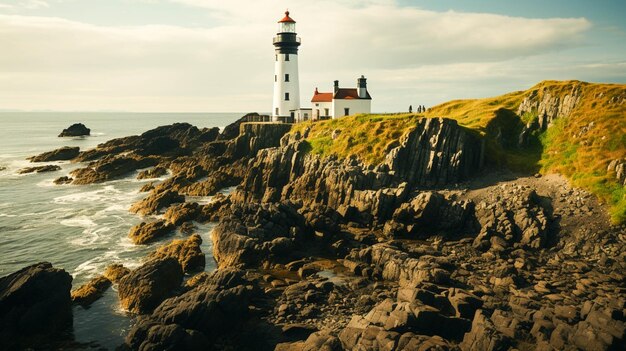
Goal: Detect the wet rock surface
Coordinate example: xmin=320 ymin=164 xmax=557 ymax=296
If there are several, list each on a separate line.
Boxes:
xmin=71 ymin=275 xmax=111 ymax=307
xmin=18 ymin=164 xmax=61 ymax=174
xmin=118 ymin=257 xmax=184 ymax=314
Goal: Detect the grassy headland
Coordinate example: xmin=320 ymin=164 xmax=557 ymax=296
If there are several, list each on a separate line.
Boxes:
xmin=290 ymin=80 xmax=626 ymax=223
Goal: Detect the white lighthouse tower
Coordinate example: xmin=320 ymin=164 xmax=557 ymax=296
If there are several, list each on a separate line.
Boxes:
xmin=272 ymin=10 xmax=301 ymax=122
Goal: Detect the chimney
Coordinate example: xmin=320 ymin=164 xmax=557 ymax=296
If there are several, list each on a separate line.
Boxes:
xmin=357 ymin=75 xmax=367 ymax=98
xmin=314 ymin=87 xmax=318 ymax=95
xmin=334 ymin=80 xmax=339 ymax=94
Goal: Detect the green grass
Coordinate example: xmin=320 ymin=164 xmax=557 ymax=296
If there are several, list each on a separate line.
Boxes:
xmin=291 ymin=113 xmax=422 ymax=165
xmin=290 ymin=80 xmax=626 ymax=224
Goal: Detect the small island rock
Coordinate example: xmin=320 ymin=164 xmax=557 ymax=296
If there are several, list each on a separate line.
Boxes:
xmin=58 ymin=123 xmax=90 ymax=137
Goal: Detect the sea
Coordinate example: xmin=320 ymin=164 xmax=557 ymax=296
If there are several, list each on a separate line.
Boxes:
xmin=0 ymin=112 xmax=243 ymax=349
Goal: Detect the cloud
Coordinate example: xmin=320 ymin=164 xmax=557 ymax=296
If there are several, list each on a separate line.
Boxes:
xmin=0 ymin=1 xmax=596 ymax=112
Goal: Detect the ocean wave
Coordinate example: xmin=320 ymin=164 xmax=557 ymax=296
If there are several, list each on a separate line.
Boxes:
xmin=53 ymin=185 xmax=138 ymax=205
xmin=61 ymin=216 xmax=97 ymax=228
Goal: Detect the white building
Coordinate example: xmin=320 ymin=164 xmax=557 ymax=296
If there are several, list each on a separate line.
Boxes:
xmin=311 ymin=76 xmax=372 ymax=120
xmin=272 ymin=11 xmax=301 ymax=122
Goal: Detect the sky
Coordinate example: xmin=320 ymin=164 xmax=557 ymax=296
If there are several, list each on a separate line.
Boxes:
xmin=0 ymin=0 xmax=624 ymax=113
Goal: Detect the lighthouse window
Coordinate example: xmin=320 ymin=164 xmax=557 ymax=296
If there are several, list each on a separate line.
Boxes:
xmin=275 ymin=54 xmax=278 ymax=61
xmin=285 ymin=54 xmax=290 ymax=61
xmin=285 ymin=74 xmax=289 ymax=82
xmin=285 ymin=93 xmax=290 ymax=101
xmin=274 ymin=75 xmax=277 ymax=82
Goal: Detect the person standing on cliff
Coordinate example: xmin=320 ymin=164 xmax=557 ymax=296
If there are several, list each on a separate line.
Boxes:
xmin=409 ymin=105 xmax=413 ymax=113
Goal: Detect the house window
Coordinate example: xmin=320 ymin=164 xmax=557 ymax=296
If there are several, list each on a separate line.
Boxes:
xmin=344 ymin=108 xmax=350 ymax=116
xmin=324 ymin=108 xmax=329 ymax=116
xmin=315 ymin=103 xmax=319 ymax=107
xmin=285 ymin=74 xmax=289 ymax=82
xmin=285 ymin=54 xmax=290 ymax=61
xmin=275 ymin=107 xmax=279 ymax=115
xmin=285 ymin=92 xmax=290 ymax=101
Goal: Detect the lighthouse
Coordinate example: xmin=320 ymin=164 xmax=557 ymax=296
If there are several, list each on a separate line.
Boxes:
xmin=272 ymin=10 xmax=301 ymax=122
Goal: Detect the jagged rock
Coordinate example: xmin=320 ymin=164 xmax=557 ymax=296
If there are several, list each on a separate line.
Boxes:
xmin=130 ymin=189 xmax=185 ymax=216
xmin=28 ymin=146 xmax=79 ymax=162
xmin=388 ymin=191 xmax=475 ymax=237
xmin=118 ymin=257 xmax=183 ymax=314
xmin=59 ymin=123 xmax=90 ymax=137
xmin=0 ymin=262 xmax=73 ymax=349
xmin=71 ymin=275 xmax=111 ymax=307
xmin=163 ymin=202 xmax=201 ymax=225
xmin=124 ymin=268 xmax=256 ymax=350
xmin=71 ymin=154 xmax=160 ymax=184
xmin=570 ymin=298 xmax=626 ymax=350
xmin=517 ymin=85 xmax=582 ymax=130
xmin=103 ymin=264 xmax=130 ymax=283
xmin=460 ymin=310 xmax=511 ymax=351
xmin=607 ymin=158 xmax=626 ymax=186
xmin=137 ymin=166 xmax=168 ymax=180
xmin=149 ymin=234 xmax=205 ymax=273
xmin=18 ymin=165 xmax=61 ymax=174
xmin=211 ymin=202 xmax=311 ymax=268
xmin=53 ymin=176 xmax=73 ymax=184
xmin=382 ymin=118 xmax=483 ymax=186
xmin=128 ymin=220 xmax=175 ymax=245
xmin=276 ymin=330 xmax=342 ymax=351
xmin=346 ymin=244 xmax=454 ymax=287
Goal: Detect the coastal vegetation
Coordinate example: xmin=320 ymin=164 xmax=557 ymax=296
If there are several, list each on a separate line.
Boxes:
xmin=291 ymin=80 xmax=626 ymax=223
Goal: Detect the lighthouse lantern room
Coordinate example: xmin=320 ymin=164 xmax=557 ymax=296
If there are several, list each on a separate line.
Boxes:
xmin=272 ymin=10 xmax=301 ymax=122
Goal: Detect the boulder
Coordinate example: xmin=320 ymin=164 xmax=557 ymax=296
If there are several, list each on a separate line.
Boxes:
xmin=118 ymin=258 xmax=183 ymax=314
xmin=460 ymin=310 xmax=511 ymax=351
xmin=0 ymin=262 xmax=73 ymax=349
xmin=54 ymin=176 xmax=73 ymax=185
xmin=18 ymin=165 xmax=61 ymax=174
xmin=103 ymin=264 xmax=130 ymax=283
xmin=124 ymin=268 xmax=256 ymax=350
xmin=128 ymin=220 xmax=175 ymax=245
xmin=163 ymin=202 xmax=201 ymax=226
xmin=130 ymin=190 xmax=185 ymax=216
xmin=59 ymin=123 xmax=90 ymax=137
xmin=149 ymin=234 xmax=205 ymax=273
xmin=28 ymin=146 xmax=80 ymax=162
xmin=137 ymin=166 xmax=168 ymax=180
xmin=71 ymin=275 xmax=111 ymax=307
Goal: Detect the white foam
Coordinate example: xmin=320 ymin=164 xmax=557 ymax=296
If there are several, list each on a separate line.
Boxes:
xmin=61 ymin=216 xmax=97 ymax=228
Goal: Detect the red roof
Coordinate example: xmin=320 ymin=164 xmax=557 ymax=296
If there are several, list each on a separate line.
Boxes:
xmin=278 ymin=10 xmax=295 ymax=23
xmin=311 ymin=87 xmax=372 ymax=102
xmin=311 ymin=92 xmax=333 ymax=103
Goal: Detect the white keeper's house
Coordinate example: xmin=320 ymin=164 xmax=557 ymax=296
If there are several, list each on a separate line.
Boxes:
xmin=271 ymin=10 xmax=372 ymax=123
xmin=310 ymin=77 xmax=372 ymax=121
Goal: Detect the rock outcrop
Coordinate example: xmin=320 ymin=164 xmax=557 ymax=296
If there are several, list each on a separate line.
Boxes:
xmin=103 ymin=264 xmax=130 ymax=283
xmin=211 ymin=202 xmax=312 ymax=268
xmin=149 ymin=234 xmax=205 ymax=273
xmin=59 ymin=123 xmax=90 ymax=137
xmin=0 ymin=262 xmax=73 ymax=349
xmin=71 ymin=275 xmax=112 ymax=307
xmin=129 ymin=190 xmax=185 ymax=216
xmin=18 ymin=165 xmax=61 ymax=174
xmin=118 ymin=258 xmax=183 ymax=314
xmin=123 ymin=268 xmax=259 ymax=350
xmin=128 ymin=220 xmax=175 ymax=245
xmin=28 ymin=146 xmax=80 ymax=162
